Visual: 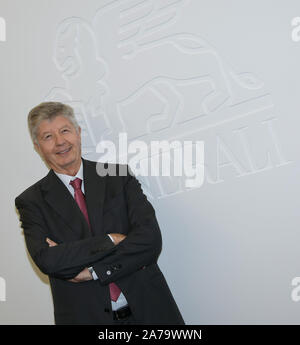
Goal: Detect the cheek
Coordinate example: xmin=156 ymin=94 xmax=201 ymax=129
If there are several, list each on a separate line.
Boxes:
xmin=73 ymin=136 xmax=82 ymax=150
xmin=40 ymin=143 xmax=56 ymax=158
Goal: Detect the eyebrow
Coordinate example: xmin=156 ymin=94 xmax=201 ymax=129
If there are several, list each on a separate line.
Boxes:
xmin=39 ymin=125 xmax=72 ymax=137
xmin=39 ymin=131 xmax=51 ymax=137
xmin=60 ymin=125 xmax=72 ymax=130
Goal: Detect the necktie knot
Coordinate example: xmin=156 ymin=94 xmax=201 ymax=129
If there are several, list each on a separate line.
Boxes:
xmin=70 ymin=178 xmax=82 ymax=191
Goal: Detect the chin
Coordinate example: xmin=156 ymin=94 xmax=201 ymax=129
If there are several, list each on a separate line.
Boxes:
xmin=61 ymin=154 xmax=81 ymax=167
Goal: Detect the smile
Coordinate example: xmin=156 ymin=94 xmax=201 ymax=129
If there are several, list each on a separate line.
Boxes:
xmin=56 ymin=147 xmax=72 ymax=155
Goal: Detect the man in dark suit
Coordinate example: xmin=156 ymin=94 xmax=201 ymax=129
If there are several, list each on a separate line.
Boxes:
xmin=15 ymin=102 xmax=184 ymax=325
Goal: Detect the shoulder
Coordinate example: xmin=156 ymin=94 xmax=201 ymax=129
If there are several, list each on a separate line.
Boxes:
xmin=84 ymin=159 xmax=132 ymax=179
xmin=84 ymin=159 xmax=137 ymax=195
xmin=15 ymin=174 xmax=49 ymax=206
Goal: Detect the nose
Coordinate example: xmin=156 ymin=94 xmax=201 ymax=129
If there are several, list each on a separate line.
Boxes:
xmin=54 ymin=133 xmax=67 ymax=146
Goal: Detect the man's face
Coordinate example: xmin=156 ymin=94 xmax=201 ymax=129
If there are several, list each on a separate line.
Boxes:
xmin=34 ymin=115 xmax=82 ymax=174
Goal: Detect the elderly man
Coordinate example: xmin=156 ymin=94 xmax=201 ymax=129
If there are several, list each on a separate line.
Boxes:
xmin=15 ymin=102 xmax=184 ymax=325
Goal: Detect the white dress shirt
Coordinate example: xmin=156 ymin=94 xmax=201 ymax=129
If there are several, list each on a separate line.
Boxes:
xmin=54 ymin=160 xmax=128 ymax=311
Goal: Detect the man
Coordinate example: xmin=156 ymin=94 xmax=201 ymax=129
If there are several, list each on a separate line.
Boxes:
xmin=15 ymin=102 xmax=184 ymax=325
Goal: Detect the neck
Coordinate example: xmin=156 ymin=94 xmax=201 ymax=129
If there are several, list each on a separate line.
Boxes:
xmin=52 ymin=159 xmax=82 ymax=176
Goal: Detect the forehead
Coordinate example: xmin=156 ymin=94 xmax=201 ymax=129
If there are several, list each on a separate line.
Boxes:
xmin=37 ymin=115 xmax=74 ymax=134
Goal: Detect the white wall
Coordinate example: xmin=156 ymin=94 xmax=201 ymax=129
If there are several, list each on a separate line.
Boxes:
xmin=1 ymin=0 xmax=300 ymax=324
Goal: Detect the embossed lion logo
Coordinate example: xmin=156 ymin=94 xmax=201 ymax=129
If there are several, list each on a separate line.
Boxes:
xmin=46 ymin=0 xmax=266 ymax=152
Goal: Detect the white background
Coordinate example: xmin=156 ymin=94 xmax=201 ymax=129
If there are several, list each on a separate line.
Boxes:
xmin=1 ymin=0 xmax=300 ymax=324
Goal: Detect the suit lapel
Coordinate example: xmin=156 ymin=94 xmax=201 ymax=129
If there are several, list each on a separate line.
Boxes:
xmin=41 ymin=168 xmax=91 ymax=239
xmin=82 ymin=159 xmax=106 ymax=236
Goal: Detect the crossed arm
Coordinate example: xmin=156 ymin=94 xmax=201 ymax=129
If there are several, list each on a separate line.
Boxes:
xmin=45 ymin=234 xmax=126 ymax=283
xmin=16 ymin=169 xmax=162 ymax=284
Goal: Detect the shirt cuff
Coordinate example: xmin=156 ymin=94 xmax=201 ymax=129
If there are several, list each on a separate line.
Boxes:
xmin=107 ymin=234 xmax=115 ymax=244
xmin=88 ymin=266 xmax=99 ymax=280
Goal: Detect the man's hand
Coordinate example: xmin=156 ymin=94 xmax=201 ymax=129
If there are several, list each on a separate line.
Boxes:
xmin=108 ymin=233 xmax=127 ymax=245
xmin=68 ymin=267 xmax=93 ymax=283
xmin=46 ymin=238 xmax=57 ymax=247
xmin=46 ymin=237 xmax=92 ymax=283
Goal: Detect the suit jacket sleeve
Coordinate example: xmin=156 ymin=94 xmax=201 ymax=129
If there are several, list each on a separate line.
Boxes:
xmin=15 ymin=196 xmax=117 ymax=279
xmin=92 ymin=166 xmax=162 ymax=285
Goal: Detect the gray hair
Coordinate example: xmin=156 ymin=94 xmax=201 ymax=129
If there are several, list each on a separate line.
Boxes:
xmin=27 ymin=102 xmax=79 ymax=143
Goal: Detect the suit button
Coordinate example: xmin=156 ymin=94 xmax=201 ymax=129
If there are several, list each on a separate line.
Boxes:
xmin=106 ymin=270 xmax=112 ymax=275
xmin=112 ymin=264 xmax=121 ymax=271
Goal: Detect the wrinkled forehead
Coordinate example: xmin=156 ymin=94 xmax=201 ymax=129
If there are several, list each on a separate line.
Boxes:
xmin=36 ymin=115 xmax=76 ymax=136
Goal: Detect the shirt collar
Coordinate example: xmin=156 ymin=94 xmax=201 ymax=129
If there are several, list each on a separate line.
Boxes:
xmin=54 ymin=160 xmax=84 ymax=187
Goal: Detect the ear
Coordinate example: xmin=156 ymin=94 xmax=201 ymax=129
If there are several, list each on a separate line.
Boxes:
xmin=34 ymin=141 xmax=40 ymax=154
xmin=77 ymin=126 xmax=82 ymax=142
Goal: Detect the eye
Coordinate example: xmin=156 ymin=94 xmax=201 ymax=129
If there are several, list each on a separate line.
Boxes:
xmin=44 ymin=134 xmax=52 ymax=140
xmin=62 ymin=128 xmax=70 ymax=133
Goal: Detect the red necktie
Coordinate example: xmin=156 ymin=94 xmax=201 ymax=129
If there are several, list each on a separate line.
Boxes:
xmin=69 ymin=178 xmax=121 ymax=302
xmin=70 ymin=178 xmax=91 ymax=228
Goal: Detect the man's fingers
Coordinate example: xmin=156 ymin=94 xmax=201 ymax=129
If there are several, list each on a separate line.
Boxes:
xmin=46 ymin=238 xmax=58 ymax=247
xmin=68 ymin=268 xmax=92 ymax=283
xmin=108 ymin=233 xmax=127 ymax=245
xmin=68 ymin=279 xmax=79 ymax=283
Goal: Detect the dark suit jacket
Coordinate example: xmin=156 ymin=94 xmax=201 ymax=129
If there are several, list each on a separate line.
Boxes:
xmin=15 ymin=159 xmax=184 ymax=325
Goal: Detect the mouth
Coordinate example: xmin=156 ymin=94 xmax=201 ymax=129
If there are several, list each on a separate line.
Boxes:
xmin=56 ymin=146 xmax=72 ymax=155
